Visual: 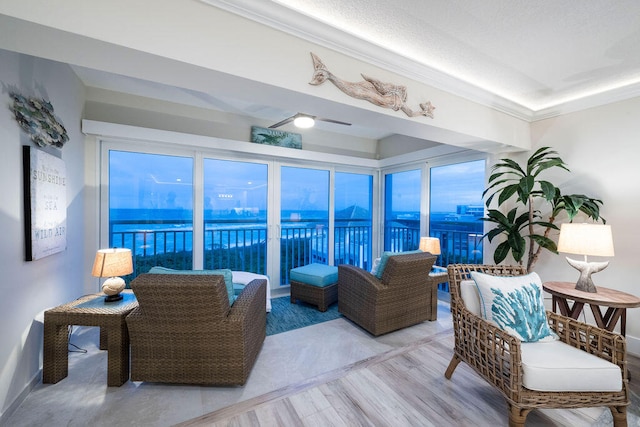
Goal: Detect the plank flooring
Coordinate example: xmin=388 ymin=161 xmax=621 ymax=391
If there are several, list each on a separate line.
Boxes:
xmin=178 ymin=330 xmax=640 ymax=427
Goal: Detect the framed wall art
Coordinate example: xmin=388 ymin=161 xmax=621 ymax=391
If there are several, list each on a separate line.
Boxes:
xmin=22 ymin=146 xmax=67 ymax=261
xmin=250 ymin=126 xmax=302 ymax=149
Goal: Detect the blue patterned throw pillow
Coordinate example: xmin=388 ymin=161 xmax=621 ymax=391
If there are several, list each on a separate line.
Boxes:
xmin=470 ymin=271 xmax=556 ymax=343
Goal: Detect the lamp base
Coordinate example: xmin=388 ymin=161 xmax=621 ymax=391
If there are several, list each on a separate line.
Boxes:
xmin=565 ymin=257 xmax=610 ymax=293
xmin=104 ymin=294 xmax=123 ymax=302
xmin=102 ymin=276 xmax=125 ymax=302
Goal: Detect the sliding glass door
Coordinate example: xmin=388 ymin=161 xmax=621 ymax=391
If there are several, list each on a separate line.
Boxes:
xmin=104 ymin=145 xmax=374 ymax=287
xmin=279 ymin=166 xmax=329 ymax=285
xmin=429 ymin=159 xmax=485 ymax=264
xmin=335 ymin=172 xmax=373 ymax=270
xmin=383 ymin=169 xmax=421 ymax=251
xmin=203 ymin=158 xmax=268 ymax=273
xmin=108 ymin=150 xmax=194 ymax=277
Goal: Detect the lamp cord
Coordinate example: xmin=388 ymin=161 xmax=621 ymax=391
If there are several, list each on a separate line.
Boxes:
xmin=67 ymin=326 xmax=87 ymax=353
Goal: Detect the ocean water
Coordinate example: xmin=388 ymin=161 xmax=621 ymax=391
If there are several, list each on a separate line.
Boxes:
xmin=109 ymin=208 xmax=334 ymax=256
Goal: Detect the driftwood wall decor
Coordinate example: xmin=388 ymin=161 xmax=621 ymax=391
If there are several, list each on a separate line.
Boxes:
xmin=309 ymin=53 xmax=435 ymax=119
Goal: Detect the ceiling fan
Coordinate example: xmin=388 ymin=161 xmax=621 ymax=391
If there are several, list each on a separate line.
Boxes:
xmin=268 ymin=113 xmax=352 ymax=129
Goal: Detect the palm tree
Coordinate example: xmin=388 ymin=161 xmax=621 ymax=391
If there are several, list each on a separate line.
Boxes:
xmin=482 ymin=147 xmax=604 ymax=271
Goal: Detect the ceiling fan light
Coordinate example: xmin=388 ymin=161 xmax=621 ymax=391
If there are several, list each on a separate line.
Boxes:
xmin=293 ymin=116 xmax=315 ymax=128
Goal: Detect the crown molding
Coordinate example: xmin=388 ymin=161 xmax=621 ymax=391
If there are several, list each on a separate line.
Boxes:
xmin=530 ymin=81 xmax=640 ymax=121
xmin=202 ymin=0 xmax=640 ymax=122
xmin=202 ymin=0 xmax=534 ymax=121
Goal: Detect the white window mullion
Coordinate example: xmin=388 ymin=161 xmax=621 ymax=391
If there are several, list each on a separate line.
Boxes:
xmin=328 ymin=167 xmax=335 ymax=265
xmin=192 ymin=151 xmax=204 ymax=269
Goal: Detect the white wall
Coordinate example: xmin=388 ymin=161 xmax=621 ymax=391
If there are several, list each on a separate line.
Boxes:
xmin=530 ymin=96 xmax=640 ymax=354
xmin=0 ymin=0 xmax=531 ymax=153
xmin=0 ymin=49 xmax=86 ymax=419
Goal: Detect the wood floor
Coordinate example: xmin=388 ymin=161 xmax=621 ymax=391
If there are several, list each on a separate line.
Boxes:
xmin=177 ymin=329 xmax=639 ymax=427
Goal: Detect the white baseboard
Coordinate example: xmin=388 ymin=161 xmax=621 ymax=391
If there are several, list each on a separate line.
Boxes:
xmin=0 ymin=369 xmax=41 ymax=424
xmin=626 ymin=334 xmax=640 ymax=357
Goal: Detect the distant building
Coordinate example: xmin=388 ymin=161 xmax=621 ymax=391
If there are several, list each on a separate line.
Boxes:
xmin=456 ymin=204 xmax=484 ymax=216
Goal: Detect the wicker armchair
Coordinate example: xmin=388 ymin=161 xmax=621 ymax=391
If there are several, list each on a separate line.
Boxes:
xmin=126 ymin=273 xmax=266 ymax=385
xmin=445 ymin=264 xmax=629 ymax=427
xmin=338 ymin=252 xmax=437 ymax=336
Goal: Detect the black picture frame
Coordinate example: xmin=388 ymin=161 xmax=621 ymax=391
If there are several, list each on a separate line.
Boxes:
xmin=22 ymin=146 xmax=67 ymax=261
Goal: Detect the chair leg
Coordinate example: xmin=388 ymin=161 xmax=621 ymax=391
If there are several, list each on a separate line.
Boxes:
xmin=508 ymin=404 xmax=530 ymax=427
xmin=609 ymin=405 xmax=627 ymax=427
xmin=444 ymin=355 xmax=461 ymax=379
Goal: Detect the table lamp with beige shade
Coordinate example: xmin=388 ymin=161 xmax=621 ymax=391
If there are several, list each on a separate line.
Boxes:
xmin=92 ymin=248 xmax=133 ymax=302
xmin=419 ymin=237 xmax=441 ymax=256
xmin=556 ymin=223 xmax=614 ymax=293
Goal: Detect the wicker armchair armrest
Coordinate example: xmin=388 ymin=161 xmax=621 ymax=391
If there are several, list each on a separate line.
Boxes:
xmin=339 ymin=264 xmax=383 ymax=290
xmin=338 ymin=264 xmax=383 ymax=306
xmin=546 ymin=310 xmax=627 ymax=372
xmin=125 ymin=306 xmax=143 ymax=329
xmin=227 ymin=279 xmax=267 ymax=322
xmin=449 ymin=299 xmax=523 ymax=393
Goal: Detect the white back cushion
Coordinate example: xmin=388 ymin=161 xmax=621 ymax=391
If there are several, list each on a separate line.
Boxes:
xmin=460 ymin=280 xmax=481 ymax=315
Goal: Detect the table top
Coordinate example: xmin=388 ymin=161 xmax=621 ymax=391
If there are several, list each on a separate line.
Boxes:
xmin=45 ymin=290 xmax=138 ymax=316
xmin=543 ymin=281 xmax=640 ymax=308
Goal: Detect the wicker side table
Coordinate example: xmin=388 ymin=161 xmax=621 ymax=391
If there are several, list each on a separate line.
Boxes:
xmin=43 ymin=290 xmax=138 ymax=386
xmin=426 ymin=269 xmax=448 ymax=320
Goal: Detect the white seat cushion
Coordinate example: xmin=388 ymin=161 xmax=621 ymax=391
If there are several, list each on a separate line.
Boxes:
xmin=520 ymin=340 xmax=622 ymax=392
xmin=232 ymin=271 xmax=272 ymax=312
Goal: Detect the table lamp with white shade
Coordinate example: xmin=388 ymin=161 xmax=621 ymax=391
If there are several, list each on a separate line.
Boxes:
xmin=556 ymin=223 xmax=614 ymax=293
xmin=419 ymin=237 xmax=441 ymax=255
xmin=92 ymin=248 xmax=133 ymax=302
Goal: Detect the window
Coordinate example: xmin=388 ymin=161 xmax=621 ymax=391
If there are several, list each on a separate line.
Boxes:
xmin=429 ymin=159 xmax=485 ymax=264
xmin=203 ymin=158 xmax=268 ymax=273
xmin=383 ymin=169 xmax=421 ymax=251
xmin=108 ymin=150 xmax=194 ymax=276
xmin=279 ymin=166 xmax=329 ymax=284
xmin=334 ymin=172 xmax=373 ymax=269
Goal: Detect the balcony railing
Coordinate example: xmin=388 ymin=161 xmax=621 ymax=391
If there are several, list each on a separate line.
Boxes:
xmin=384 ymin=225 xmax=483 ymax=266
xmin=109 ymin=219 xmax=479 ymax=286
xmin=109 ymin=219 xmax=372 ymax=285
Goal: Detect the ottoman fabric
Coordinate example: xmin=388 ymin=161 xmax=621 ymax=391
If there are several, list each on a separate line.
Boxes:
xmin=290 ymin=264 xmax=338 ymax=287
xmin=290 ymin=264 xmax=339 ymax=312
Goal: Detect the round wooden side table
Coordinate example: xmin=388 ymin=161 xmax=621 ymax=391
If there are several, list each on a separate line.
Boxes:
xmin=543 ymin=281 xmax=640 ymax=336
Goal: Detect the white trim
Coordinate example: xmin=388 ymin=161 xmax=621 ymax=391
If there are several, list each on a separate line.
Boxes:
xmin=192 ymin=152 xmax=205 ymax=269
xmin=0 ymin=369 xmax=41 ymax=424
xmin=83 ymin=120 xmax=378 ymax=169
xmin=627 ymin=335 xmax=640 ymax=357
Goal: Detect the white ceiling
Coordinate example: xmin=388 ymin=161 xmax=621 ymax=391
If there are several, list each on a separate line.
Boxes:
xmin=69 ymin=0 xmax=640 ymax=143
xmin=206 ymin=0 xmax=640 ymax=119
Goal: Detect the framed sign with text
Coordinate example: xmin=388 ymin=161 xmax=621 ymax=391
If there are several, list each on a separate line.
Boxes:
xmin=250 ymin=126 xmax=302 ymax=149
xmin=22 ymin=146 xmax=67 ymax=261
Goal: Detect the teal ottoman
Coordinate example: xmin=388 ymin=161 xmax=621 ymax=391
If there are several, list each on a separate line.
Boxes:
xmin=290 ymin=264 xmax=339 ymax=312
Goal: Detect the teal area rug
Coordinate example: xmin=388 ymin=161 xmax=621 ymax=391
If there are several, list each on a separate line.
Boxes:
xmin=266 ymin=296 xmax=341 ymax=335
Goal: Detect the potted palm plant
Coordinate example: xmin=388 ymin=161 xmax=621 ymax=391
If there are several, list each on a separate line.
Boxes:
xmin=482 ymin=146 xmax=604 ymax=271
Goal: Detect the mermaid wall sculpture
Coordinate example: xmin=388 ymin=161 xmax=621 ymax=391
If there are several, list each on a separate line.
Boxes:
xmin=308 ymin=53 xmax=435 ymax=119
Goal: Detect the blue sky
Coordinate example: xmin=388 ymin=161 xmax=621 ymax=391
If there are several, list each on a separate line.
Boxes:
xmin=110 ymin=151 xmax=483 ymax=215
xmin=430 ymin=160 xmax=485 ymax=212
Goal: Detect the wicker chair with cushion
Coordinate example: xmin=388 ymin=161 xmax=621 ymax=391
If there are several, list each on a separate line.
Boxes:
xmin=445 ymin=264 xmax=629 ymax=427
xmin=338 ymin=251 xmax=437 ymax=336
xmin=126 ymin=273 xmax=266 ymax=385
